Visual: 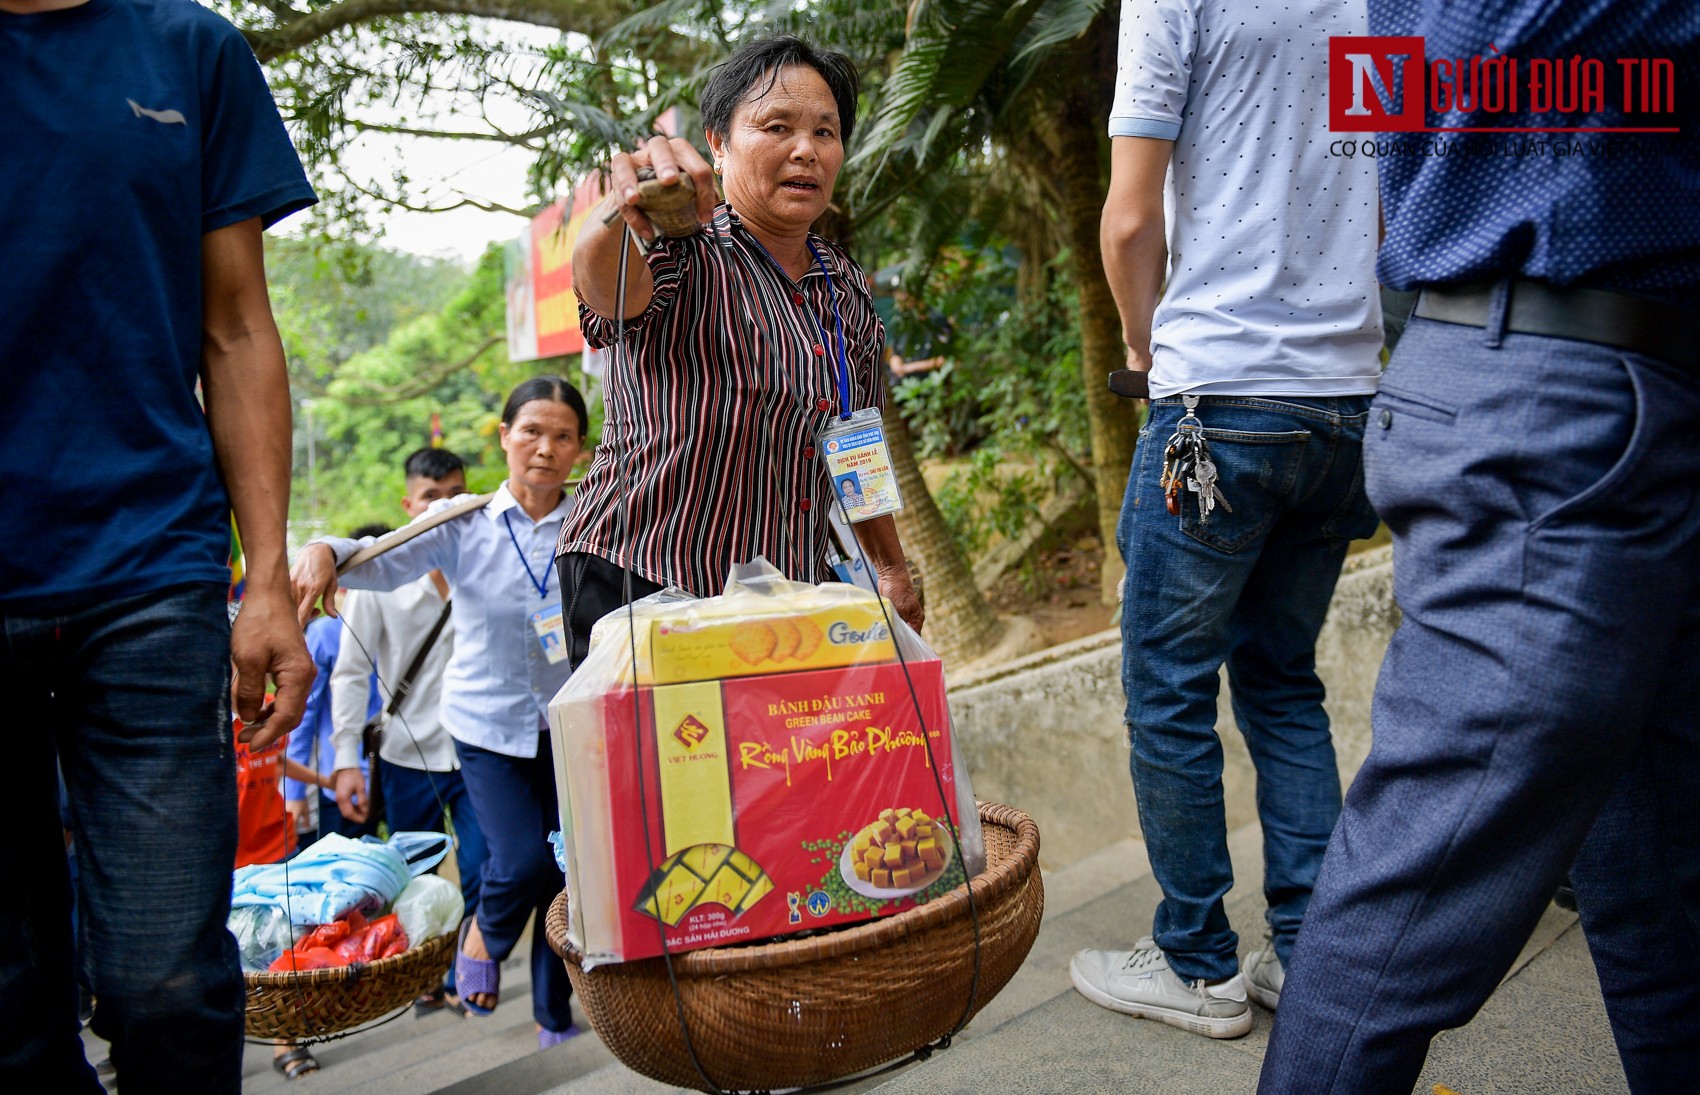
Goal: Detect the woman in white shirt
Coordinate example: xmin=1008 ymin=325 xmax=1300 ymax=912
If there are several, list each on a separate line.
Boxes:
xmin=290 ymin=376 xmax=586 ymax=1047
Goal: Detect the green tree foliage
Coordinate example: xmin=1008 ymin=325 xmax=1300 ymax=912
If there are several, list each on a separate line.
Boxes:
xmin=890 ymin=249 xmax=1086 ymax=461
xmin=855 ymin=0 xmax=1136 ymax=603
xmin=267 ymin=236 xmax=466 ymax=395
xmin=890 ymin=247 xmax=1092 ymax=560
xmin=281 ymin=244 xmax=592 ymax=538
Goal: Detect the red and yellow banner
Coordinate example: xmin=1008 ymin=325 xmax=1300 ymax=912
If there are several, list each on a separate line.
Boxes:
xmin=506 ymin=110 xmax=684 ymax=363
xmin=506 ymin=176 xmax=604 ymax=362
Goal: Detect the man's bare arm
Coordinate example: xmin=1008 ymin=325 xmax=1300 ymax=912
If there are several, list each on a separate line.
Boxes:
xmin=201 ymin=217 xmax=314 ymax=748
xmin=1101 ymin=137 xmax=1174 ymax=375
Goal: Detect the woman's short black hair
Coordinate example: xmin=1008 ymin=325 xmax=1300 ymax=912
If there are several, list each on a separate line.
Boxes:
xmin=700 ymin=35 xmax=860 ymax=146
xmin=502 ymin=375 xmax=589 ymax=438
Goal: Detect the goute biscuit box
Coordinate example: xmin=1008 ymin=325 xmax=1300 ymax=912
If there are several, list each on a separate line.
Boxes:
xmin=639 ymin=585 xmax=899 ymax=685
xmin=548 ymin=577 xmax=967 ymax=965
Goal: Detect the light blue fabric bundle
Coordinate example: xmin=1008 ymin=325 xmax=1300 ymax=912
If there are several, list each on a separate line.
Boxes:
xmin=231 ymin=831 xmax=450 ymax=926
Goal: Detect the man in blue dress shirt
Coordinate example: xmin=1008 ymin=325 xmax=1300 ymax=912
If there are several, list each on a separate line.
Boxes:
xmin=1261 ymin=3 xmax=1699 ymax=1092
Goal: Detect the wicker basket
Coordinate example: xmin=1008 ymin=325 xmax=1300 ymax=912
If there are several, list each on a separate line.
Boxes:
xmin=546 ymin=802 xmax=1043 ymax=1092
xmin=244 ymin=930 xmax=456 ymax=1039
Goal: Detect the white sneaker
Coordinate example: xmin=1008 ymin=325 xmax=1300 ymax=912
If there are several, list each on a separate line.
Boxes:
xmin=1242 ymin=943 xmax=1285 ymax=1011
xmin=1070 ymin=938 xmax=1253 ymax=1039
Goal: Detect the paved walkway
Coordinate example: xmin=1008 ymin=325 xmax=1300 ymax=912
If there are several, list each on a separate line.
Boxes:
xmin=83 ymin=824 xmax=1628 ymax=1093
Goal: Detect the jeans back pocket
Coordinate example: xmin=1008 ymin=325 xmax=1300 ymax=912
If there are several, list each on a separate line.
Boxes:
xmin=1180 ymin=427 xmax=1311 ymax=553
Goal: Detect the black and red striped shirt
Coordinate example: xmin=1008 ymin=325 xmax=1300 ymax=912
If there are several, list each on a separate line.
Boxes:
xmin=560 ymin=204 xmax=886 ymax=597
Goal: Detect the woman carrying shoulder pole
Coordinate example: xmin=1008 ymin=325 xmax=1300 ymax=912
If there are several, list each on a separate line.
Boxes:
xmin=289 ymin=376 xmax=586 ymax=1050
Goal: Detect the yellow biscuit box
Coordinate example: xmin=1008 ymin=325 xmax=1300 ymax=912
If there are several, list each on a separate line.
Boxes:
xmin=645 ymin=586 xmax=898 ymax=684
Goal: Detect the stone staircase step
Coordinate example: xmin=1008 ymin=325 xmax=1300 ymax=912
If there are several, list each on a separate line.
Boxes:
xmin=127 ymin=819 xmax=1610 ymax=1095
xmin=1419 ymin=920 xmax=1626 ymax=1095
xmin=871 ymin=988 xmax=1269 ymax=1095
xmin=858 ymin=828 xmax=1609 ymax=1095
xmin=214 ymin=921 xmax=620 ymax=1095
xmin=863 ymin=907 xmax=1615 ymax=1095
xmin=233 ymin=949 xmax=539 ymax=1095
xmin=538 ymin=826 xmax=1256 ymax=1094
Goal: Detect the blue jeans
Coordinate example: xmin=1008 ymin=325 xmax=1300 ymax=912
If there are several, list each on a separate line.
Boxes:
xmin=317 ymin=789 xmax=380 ymax=842
xmin=385 ymin=760 xmax=487 ymax=996
xmin=1259 ymin=315 xmax=1700 ymax=1093
xmin=455 ymin=732 xmax=573 ymax=1032
xmin=383 ymin=760 xmax=487 ymax=920
xmin=3 ymin=582 xmax=241 ymax=1094
xmin=1120 ymin=395 xmax=1376 ymax=982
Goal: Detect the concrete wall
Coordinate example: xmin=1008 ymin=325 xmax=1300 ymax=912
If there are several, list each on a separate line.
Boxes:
xmin=947 ymin=546 xmax=1397 ymax=869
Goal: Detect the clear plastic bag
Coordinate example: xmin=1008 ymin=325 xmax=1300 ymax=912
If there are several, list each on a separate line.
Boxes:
xmin=547 ymin=557 xmax=984 ymax=967
xmin=228 ymin=903 xmax=296 ymax=973
xmin=391 ymin=873 xmax=463 ymax=948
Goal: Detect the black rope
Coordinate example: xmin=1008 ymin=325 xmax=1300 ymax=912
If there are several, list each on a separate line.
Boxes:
xmin=251 ymin=579 xmax=461 ymax=1043
xmin=337 ymin=610 xmax=457 ymax=839
xmin=611 ymin=224 xmax=729 ymax=1095
xmin=827 ymin=485 xmax=983 ymax=1041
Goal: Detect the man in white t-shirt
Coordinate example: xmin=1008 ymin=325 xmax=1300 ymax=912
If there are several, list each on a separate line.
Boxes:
xmin=329 ymin=447 xmax=489 ymax=1011
xmin=1069 ymin=0 xmax=1383 ymax=1040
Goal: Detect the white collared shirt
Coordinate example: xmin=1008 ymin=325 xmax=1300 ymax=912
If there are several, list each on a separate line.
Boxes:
xmin=317 ymin=483 xmax=573 ymax=759
xmin=329 ymin=575 xmax=457 ymax=774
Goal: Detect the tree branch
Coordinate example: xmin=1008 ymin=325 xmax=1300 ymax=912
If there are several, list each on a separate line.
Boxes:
xmin=1038 ymin=431 xmax=1094 ymax=488
xmin=243 ymin=0 xmax=625 ymax=62
xmin=342 ymin=175 xmax=540 ymax=217
xmin=343 ymin=116 xmax=568 ymax=144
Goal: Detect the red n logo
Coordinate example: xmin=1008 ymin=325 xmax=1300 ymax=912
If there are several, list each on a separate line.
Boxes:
xmin=1330 ymin=37 xmax=1425 ymax=131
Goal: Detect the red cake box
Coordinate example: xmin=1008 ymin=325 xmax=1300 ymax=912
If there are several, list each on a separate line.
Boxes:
xmin=567 ymin=660 xmax=962 ymax=963
xmin=548 ymin=567 xmax=985 ymax=966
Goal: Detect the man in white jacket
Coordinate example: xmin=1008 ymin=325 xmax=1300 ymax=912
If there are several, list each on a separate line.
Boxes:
xmin=329 ymin=447 xmax=488 ymax=1010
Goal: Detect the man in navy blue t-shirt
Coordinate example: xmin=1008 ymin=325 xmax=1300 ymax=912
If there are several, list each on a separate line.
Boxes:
xmin=1 ymin=0 xmax=317 ymax=1089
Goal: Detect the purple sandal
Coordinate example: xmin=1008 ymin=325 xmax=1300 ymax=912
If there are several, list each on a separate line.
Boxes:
xmin=538 ymin=1026 xmax=580 ymax=1050
xmin=455 ymin=916 xmax=499 ymax=1017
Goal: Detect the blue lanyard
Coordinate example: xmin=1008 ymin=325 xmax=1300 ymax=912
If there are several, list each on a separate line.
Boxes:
xmin=747 ymin=235 xmax=854 ymax=421
xmin=806 ymin=241 xmax=854 ymax=422
xmin=501 ymin=510 xmax=551 ymax=599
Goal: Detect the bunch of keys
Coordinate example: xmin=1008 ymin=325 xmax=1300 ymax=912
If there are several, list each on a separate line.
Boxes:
xmin=1160 ymin=396 xmax=1232 ymax=523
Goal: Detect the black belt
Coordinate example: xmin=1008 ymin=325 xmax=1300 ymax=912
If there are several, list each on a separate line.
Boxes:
xmin=1413 ymin=279 xmax=1699 ymax=370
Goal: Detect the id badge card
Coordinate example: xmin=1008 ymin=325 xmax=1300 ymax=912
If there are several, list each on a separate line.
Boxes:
xmin=530 ymin=604 xmax=569 ymax=664
xmin=818 ymin=407 xmax=903 ymax=523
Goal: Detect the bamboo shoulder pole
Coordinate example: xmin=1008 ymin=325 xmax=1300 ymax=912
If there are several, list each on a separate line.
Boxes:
xmin=334 ymin=493 xmax=493 ymax=576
